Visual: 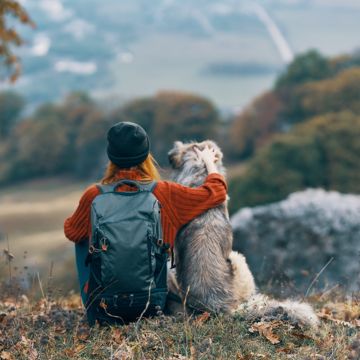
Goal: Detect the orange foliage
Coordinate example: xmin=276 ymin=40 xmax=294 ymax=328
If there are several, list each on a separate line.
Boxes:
xmin=293 ymin=67 xmax=360 ymax=118
xmin=0 ymin=0 xmax=35 ymax=82
xmin=230 ymin=92 xmax=283 ymax=159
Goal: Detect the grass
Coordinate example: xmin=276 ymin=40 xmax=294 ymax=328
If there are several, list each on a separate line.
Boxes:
xmin=0 ymin=285 xmax=359 ymax=359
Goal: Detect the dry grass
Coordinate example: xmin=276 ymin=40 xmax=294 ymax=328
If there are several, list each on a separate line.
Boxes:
xmin=0 ymin=287 xmax=359 ymax=360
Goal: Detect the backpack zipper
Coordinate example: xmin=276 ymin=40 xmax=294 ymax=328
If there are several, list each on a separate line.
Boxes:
xmin=147 ymin=234 xmax=152 ymax=275
xmin=98 ymin=218 xmax=155 ymax=227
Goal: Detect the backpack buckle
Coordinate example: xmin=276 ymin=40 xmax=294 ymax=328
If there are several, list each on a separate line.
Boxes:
xmin=164 ymin=243 xmax=171 ymax=253
xmin=157 ymin=238 xmax=164 ymax=246
xmin=89 ymin=246 xmax=95 ymax=254
xmin=100 ymin=237 xmax=108 ymax=251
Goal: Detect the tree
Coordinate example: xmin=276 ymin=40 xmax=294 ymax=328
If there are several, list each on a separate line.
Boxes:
xmin=275 ymin=50 xmax=331 ymax=91
xmin=76 ymin=109 xmax=109 ymax=178
xmin=0 ymin=92 xmax=109 ymax=184
xmin=0 ymin=0 xmax=35 ymax=82
xmin=0 ymin=117 xmax=71 ymax=183
xmin=0 ymin=91 xmax=25 ymax=137
xmin=109 ymin=98 xmax=157 ymax=137
xmin=288 ymin=67 xmax=360 ymax=122
xmin=228 ymin=111 xmax=360 ymax=215
xmin=109 ymin=91 xmax=220 ymax=165
xmin=228 ymin=92 xmax=283 ymax=160
xmin=153 ymin=92 xmax=220 ymax=164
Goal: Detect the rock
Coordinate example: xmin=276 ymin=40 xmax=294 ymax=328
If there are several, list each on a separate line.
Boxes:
xmin=230 ymin=188 xmax=360 ymax=293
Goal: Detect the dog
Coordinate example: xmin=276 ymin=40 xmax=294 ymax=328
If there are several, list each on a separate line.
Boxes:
xmin=166 ymin=140 xmax=319 ymax=327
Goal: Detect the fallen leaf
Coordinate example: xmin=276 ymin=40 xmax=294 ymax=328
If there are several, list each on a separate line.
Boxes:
xmin=317 ymin=309 xmax=355 ymax=328
xmin=113 ymin=349 xmax=132 ymax=359
xmin=27 ymin=344 xmax=38 ymax=360
xmin=1 ymin=352 xmax=14 ymax=360
xmin=55 ymin=322 xmax=66 ymax=334
xmin=249 ymin=353 xmax=270 ymax=358
xmin=249 ymin=322 xmax=280 ymax=344
xmin=76 ymin=333 xmax=89 ymax=342
xmin=241 ymin=355 xmax=253 ymax=360
xmin=353 ymin=319 xmax=360 ymax=328
xmin=291 ymin=332 xmax=313 ymax=340
xmin=169 ymin=354 xmax=187 ymax=360
xmin=263 ymin=329 xmax=280 ymax=344
xmin=75 ymin=344 xmax=85 ymax=352
xmin=112 ymin=329 xmax=124 ymax=344
xmin=21 ymin=295 xmax=29 ymax=304
xmin=197 ymin=311 xmax=211 ymax=323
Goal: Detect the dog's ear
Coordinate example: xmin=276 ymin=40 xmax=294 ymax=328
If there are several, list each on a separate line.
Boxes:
xmin=168 ymin=141 xmax=184 ymax=169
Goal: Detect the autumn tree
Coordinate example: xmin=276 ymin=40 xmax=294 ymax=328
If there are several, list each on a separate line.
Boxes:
xmin=228 ymin=111 xmax=360 ymax=214
xmin=154 ymin=91 xmax=220 ymax=162
xmin=228 ymin=92 xmax=283 ymax=160
xmin=287 ymin=67 xmax=360 ymax=122
xmin=0 ymin=0 xmax=35 ymax=82
xmin=0 ymin=92 xmax=109 ymax=183
xmin=110 ymin=98 xmax=157 ymax=137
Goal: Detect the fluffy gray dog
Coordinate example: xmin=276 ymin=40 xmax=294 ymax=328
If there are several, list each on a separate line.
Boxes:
xmin=167 ymin=140 xmax=319 ymax=327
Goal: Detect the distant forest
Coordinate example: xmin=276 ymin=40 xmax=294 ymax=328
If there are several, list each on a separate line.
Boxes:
xmin=2 ymin=50 xmax=360 ymax=215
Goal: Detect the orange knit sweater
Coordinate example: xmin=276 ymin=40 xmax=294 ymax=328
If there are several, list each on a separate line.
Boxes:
xmin=64 ymin=170 xmax=227 ymax=249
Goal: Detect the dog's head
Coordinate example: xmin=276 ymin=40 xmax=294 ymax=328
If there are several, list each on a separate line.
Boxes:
xmin=168 ymin=140 xmax=226 ymax=187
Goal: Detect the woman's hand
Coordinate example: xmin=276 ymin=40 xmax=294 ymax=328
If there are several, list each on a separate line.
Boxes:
xmin=194 ymin=145 xmax=219 ymax=175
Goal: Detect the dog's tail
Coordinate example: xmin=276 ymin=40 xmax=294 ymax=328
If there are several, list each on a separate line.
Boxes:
xmin=236 ymin=293 xmax=319 ymax=327
xmin=229 ymin=251 xmax=319 ymax=327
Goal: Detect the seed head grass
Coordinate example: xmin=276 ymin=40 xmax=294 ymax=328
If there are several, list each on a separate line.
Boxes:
xmin=0 ymin=291 xmax=359 ymax=359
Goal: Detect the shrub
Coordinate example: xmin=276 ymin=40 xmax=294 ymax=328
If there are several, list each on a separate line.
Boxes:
xmin=228 ymin=111 xmax=360 ymax=214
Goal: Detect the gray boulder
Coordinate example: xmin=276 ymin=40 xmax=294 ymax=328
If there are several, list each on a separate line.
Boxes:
xmin=230 ymin=189 xmax=360 ymax=293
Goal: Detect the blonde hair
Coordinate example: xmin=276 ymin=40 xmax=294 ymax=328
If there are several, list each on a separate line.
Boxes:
xmin=100 ymin=153 xmax=162 ymax=185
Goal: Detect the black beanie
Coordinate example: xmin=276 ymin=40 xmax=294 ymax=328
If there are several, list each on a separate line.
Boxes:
xmin=107 ymin=122 xmax=150 ymax=167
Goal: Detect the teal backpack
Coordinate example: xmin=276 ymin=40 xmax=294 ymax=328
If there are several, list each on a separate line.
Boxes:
xmin=85 ymin=179 xmax=170 ymax=326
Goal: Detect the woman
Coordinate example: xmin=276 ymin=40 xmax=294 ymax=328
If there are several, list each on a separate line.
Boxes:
xmin=64 ymin=122 xmax=227 ymax=306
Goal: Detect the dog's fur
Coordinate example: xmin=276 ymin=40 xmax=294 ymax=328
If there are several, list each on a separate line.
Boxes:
xmin=167 ymin=140 xmax=319 ymax=327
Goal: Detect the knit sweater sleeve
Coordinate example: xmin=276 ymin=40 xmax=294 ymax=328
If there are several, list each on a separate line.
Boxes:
xmin=153 ymin=173 xmax=227 ymax=229
xmin=64 ymin=186 xmax=101 ymax=243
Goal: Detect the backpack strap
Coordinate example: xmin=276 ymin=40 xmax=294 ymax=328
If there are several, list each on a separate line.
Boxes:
xmin=138 ymin=181 xmax=158 ymax=193
xmin=96 ymin=180 xmax=158 ymax=194
xmin=96 ymin=184 xmax=115 ymax=194
xmin=167 ymin=291 xmax=182 ymax=303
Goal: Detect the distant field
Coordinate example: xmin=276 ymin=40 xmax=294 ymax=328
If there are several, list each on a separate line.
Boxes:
xmin=0 ymin=177 xmax=90 ymax=295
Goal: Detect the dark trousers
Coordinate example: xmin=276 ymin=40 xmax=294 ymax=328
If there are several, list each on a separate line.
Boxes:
xmin=75 ymin=238 xmax=90 ymax=306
